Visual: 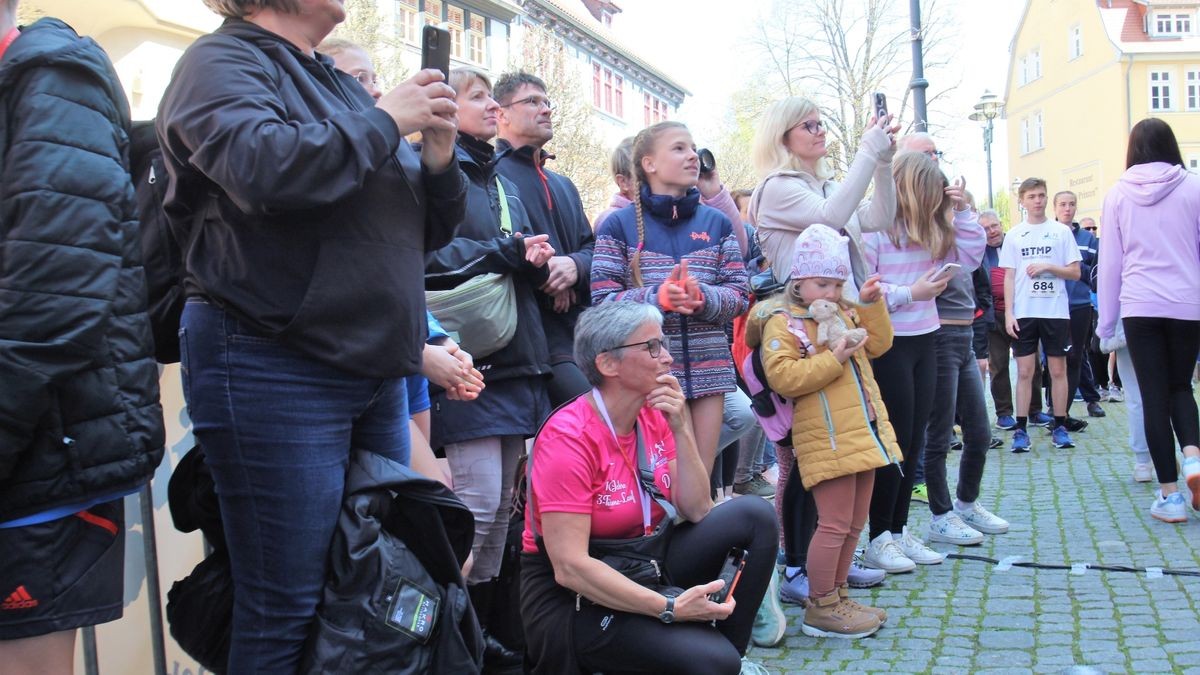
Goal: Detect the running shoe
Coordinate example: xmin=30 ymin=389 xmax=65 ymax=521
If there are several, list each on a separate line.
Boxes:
xmin=911 ymin=483 xmax=928 ymax=503
xmin=751 ymin=573 xmax=787 ymax=647
xmin=995 ymin=415 xmax=1018 ymax=430
xmin=1132 ymin=462 xmax=1154 ymax=483
xmin=1063 ymin=416 xmax=1088 ymax=433
xmin=989 ymin=436 xmax=1004 ymax=449
xmin=1150 ymin=491 xmax=1188 ymax=524
xmin=1086 ymin=401 xmax=1106 ymax=418
xmin=897 ymin=527 xmax=945 ymax=564
xmin=1031 ymin=412 xmax=1054 ymax=427
xmin=1107 ymin=385 xmax=1124 ymax=402
xmin=1011 ymin=428 xmax=1031 ymax=453
xmin=954 ymin=502 xmax=1010 ymax=534
xmin=1051 ymin=425 xmax=1074 ymax=449
xmin=927 ymin=513 xmax=984 ymax=546
xmin=847 ymin=558 xmax=886 ymax=588
xmin=779 ymin=568 xmax=809 ymax=605
xmin=861 ymin=532 xmax=916 ymax=573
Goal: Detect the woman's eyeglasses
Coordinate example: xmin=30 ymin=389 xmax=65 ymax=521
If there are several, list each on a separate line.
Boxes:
xmin=605 ymin=336 xmax=671 ymax=358
xmin=353 ymin=72 xmax=378 ymax=88
xmin=924 ymin=149 xmax=945 ymax=160
xmin=795 ymin=120 xmax=825 ymax=135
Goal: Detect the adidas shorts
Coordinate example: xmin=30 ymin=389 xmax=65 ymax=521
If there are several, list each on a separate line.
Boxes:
xmin=0 ymin=500 xmax=125 ymax=640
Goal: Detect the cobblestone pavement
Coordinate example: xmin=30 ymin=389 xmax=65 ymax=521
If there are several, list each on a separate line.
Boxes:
xmin=756 ymin=391 xmax=1200 ymax=674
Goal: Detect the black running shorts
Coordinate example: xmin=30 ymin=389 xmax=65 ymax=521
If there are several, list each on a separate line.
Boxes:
xmin=0 ymin=500 xmax=125 ymax=639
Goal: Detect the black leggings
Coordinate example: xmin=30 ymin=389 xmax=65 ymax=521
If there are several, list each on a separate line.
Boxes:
xmin=782 ymin=459 xmax=817 ymax=567
xmin=1122 ymin=317 xmax=1200 ymax=483
xmin=573 ymin=497 xmax=778 ymax=675
xmin=869 ymin=332 xmax=938 ymax=540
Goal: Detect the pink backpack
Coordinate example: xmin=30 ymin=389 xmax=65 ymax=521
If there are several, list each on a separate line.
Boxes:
xmin=740 ymin=313 xmax=813 ymax=449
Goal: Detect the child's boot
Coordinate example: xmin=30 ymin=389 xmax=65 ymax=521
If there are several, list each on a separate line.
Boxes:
xmin=839 ymin=584 xmax=886 ymax=625
xmin=801 ymin=590 xmax=880 ymax=639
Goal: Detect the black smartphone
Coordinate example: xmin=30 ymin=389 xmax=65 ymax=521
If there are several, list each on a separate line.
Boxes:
xmin=421 ymin=25 xmax=451 ymax=81
xmin=873 ymin=92 xmax=888 ymax=121
xmin=708 ymin=547 xmax=747 ymax=604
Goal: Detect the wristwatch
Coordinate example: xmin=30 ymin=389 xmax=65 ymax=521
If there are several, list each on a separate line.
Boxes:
xmin=658 ymin=594 xmax=676 ymax=624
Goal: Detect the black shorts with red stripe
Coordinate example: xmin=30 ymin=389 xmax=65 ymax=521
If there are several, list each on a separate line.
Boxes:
xmin=0 ymin=499 xmax=125 ymax=639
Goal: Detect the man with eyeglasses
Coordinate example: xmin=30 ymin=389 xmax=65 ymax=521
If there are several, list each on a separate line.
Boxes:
xmin=494 ymin=71 xmax=595 ymax=406
xmin=1050 ymin=191 xmax=1105 ymax=423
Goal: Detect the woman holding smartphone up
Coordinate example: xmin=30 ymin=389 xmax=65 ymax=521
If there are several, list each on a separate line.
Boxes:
xmin=746 ymin=96 xmax=898 ymax=603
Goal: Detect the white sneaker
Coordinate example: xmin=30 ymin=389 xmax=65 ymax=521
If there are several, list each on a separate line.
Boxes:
xmin=1108 ymin=385 xmax=1124 ymax=403
xmin=897 ymin=527 xmax=945 ymax=564
xmin=1150 ymin=491 xmax=1188 ymax=523
xmin=1132 ymin=462 xmax=1155 ymax=483
xmin=861 ymin=532 xmax=916 ymax=573
xmin=927 ymin=513 xmax=984 ymax=545
xmin=954 ymin=502 xmax=1010 ymax=535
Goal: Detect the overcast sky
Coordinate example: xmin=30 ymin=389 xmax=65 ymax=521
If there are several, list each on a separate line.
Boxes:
xmin=607 ymin=0 xmax=1025 ymax=202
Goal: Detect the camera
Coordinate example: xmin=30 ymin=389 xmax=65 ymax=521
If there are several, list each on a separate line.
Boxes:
xmin=697 ymin=148 xmax=716 ymax=175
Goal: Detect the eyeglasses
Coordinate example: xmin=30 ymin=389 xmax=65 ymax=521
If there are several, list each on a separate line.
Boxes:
xmin=1084 ymin=226 xmax=1098 ymax=232
xmin=795 ymin=120 xmax=825 ymax=135
xmin=924 ymin=149 xmax=945 ymax=160
xmin=500 ymin=95 xmax=555 ymax=112
xmin=352 ymin=71 xmax=378 ymax=88
xmin=605 ymin=336 xmax=671 ymax=359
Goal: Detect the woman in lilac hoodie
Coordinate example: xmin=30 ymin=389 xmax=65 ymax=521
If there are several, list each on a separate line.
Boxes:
xmin=1098 ymin=118 xmax=1200 ymax=524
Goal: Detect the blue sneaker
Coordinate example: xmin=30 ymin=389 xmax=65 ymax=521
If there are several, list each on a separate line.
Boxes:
xmin=1031 ymin=412 xmax=1054 ymax=427
xmin=1011 ymin=429 xmax=1031 ymax=453
xmin=1052 ymin=425 xmax=1074 ymax=449
xmin=995 ymin=415 xmax=1018 ymax=430
xmin=779 ymin=568 xmax=809 ymax=605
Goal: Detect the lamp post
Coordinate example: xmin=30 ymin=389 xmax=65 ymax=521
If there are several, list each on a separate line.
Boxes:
xmin=909 ymin=0 xmax=929 ymax=131
xmin=969 ymin=90 xmax=1004 ymax=208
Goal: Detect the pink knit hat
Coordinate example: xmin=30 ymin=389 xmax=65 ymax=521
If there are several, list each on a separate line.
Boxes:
xmin=789 ymin=224 xmax=852 ymax=280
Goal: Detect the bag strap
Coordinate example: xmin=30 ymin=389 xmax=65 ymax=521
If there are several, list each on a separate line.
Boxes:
xmin=495 ymin=177 xmax=513 ymax=236
xmin=526 ymin=392 xmax=677 ymax=542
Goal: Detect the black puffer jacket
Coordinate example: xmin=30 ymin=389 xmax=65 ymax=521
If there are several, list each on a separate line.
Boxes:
xmin=157 ymin=20 xmax=466 ymax=378
xmin=0 ymin=18 xmax=165 ymax=520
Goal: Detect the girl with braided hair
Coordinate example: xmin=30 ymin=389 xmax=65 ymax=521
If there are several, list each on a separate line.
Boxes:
xmin=591 ymin=121 xmax=750 ymax=475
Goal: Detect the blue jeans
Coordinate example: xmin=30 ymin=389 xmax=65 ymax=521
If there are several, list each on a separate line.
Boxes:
xmin=180 ymin=301 xmax=410 ymax=674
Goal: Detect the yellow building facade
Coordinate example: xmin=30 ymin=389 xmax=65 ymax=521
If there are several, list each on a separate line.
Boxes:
xmin=1004 ymin=0 xmax=1200 ymax=230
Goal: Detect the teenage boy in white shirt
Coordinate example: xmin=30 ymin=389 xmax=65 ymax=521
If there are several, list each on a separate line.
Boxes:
xmin=999 ymin=178 xmax=1082 ymax=452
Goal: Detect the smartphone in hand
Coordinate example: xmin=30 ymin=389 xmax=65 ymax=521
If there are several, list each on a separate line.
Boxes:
xmin=708 ymin=548 xmax=747 ymax=604
xmin=872 ymin=92 xmax=888 ymax=121
xmin=421 ymin=25 xmax=451 ymax=81
xmin=930 ymin=262 xmax=962 ymax=282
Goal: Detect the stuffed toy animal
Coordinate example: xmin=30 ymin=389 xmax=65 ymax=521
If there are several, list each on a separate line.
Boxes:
xmin=810 ymin=299 xmax=867 ymax=348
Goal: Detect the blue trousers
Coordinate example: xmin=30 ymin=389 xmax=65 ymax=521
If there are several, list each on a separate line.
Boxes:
xmin=180 ymin=300 xmax=410 ymax=674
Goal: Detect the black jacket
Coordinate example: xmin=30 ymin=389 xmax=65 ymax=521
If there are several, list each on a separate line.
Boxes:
xmin=494 ymin=139 xmax=593 ymax=362
xmin=425 ymin=135 xmax=553 ymax=446
xmin=0 ymin=18 xmax=164 ymax=520
xmin=157 ymin=20 xmax=466 ymax=378
xmin=302 ymin=451 xmax=483 ymax=674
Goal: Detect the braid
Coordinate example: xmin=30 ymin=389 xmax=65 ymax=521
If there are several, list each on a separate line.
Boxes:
xmin=631 ymin=174 xmax=645 ymax=288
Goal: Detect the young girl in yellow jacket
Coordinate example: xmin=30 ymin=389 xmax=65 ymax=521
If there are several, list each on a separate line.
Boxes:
xmin=759 ymin=224 xmax=903 ymax=639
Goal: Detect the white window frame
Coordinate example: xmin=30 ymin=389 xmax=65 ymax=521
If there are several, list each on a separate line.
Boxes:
xmin=1034 ymin=111 xmax=1044 ymax=150
xmin=1176 ymin=13 xmax=1192 ymax=35
xmin=1020 ymin=117 xmax=1030 ymax=154
xmin=1187 ymin=69 xmax=1200 ymax=111
xmin=396 ymin=0 xmax=419 ymax=44
xmin=1150 ymin=69 xmax=1174 ymax=111
xmin=1069 ymin=24 xmax=1083 ymax=60
xmin=1156 ymin=13 xmax=1174 ymax=35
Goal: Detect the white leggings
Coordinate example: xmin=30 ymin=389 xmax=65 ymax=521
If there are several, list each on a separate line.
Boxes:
xmin=445 ymin=435 xmax=525 ymax=584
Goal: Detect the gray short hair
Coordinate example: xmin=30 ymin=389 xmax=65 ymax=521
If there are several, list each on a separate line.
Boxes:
xmin=574 ymin=302 xmax=664 ymax=387
xmin=978 ymin=209 xmax=1001 ymax=223
xmin=202 ymin=0 xmax=300 ymax=18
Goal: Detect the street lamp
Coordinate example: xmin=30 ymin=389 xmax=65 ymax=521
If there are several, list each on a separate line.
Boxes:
xmin=969 ymin=90 xmax=1004 ymax=208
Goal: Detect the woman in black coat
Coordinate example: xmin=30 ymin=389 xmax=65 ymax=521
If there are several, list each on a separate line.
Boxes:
xmin=424 ymin=67 xmax=556 ymax=661
xmin=156 ymin=1 xmax=467 ymax=671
